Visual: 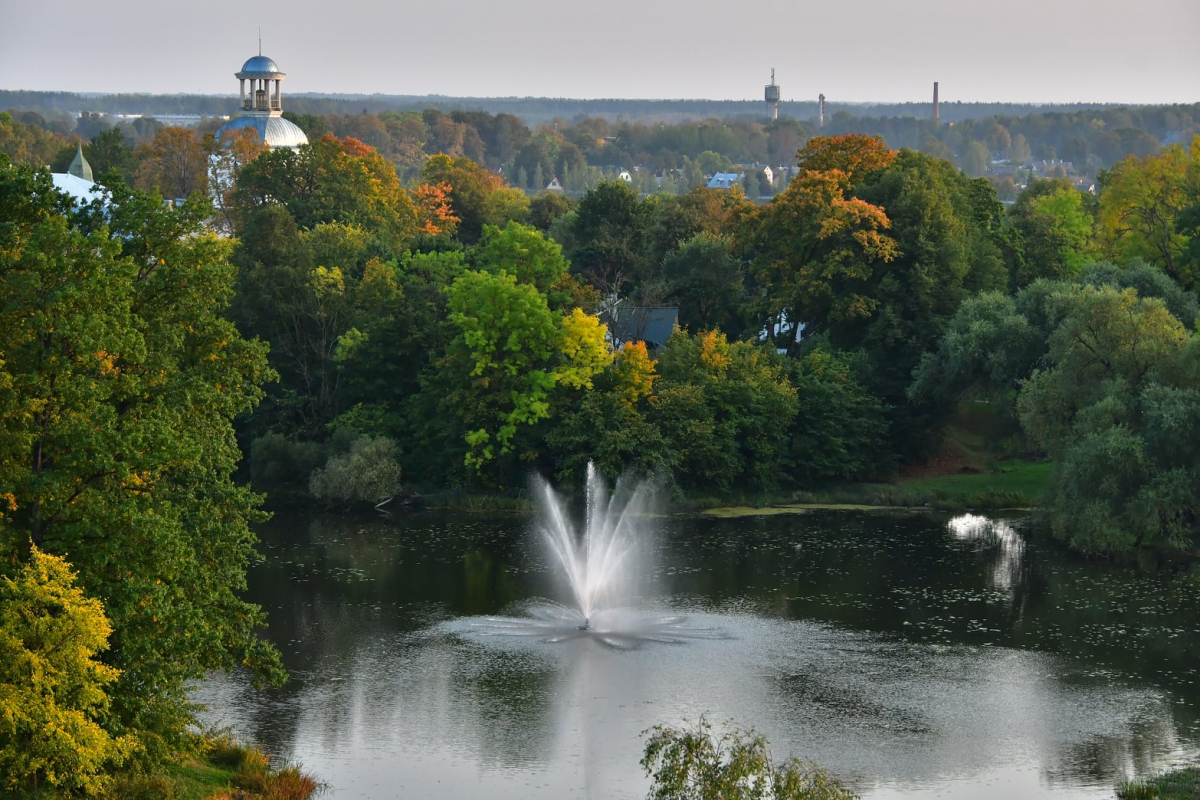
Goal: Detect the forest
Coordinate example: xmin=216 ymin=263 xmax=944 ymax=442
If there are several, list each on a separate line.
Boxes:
xmin=3 ymin=87 xmax=1200 ymax=793
xmin=5 ymin=97 xmax=1200 ymax=197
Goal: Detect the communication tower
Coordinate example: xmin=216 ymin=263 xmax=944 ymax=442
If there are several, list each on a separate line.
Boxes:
xmin=765 ymin=69 xmax=781 ymax=121
xmin=818 ymin=93 xmax=826 ymax=128
xmin=933 ymin=81 xmax=940 ymax=125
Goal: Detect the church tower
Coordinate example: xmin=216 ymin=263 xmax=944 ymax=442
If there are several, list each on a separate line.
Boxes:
xmin=215 ymin=45 xmax=308 ymax=150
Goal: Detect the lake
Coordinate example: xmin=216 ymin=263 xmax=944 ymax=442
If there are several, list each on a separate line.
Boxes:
xmin=194 ymin=507 xmax=1200 ymax=798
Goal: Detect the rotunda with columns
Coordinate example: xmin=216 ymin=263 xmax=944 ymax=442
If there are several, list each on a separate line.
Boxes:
xmin=215 ymin=52 xmax=308 ymax=150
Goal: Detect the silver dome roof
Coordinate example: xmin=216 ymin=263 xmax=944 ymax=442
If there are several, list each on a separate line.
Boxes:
xmin=236 ymin=55 xmax=284 ymax=78
xmin=216 ymin=115 xmax=308 ymax=150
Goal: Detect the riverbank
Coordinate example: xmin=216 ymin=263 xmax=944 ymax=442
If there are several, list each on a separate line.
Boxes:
xmin=1118 ymin=766 xmax=1200 ymax=799
xmin=0 ymin=734 xmax=322 ymax=800
xmin=324 ymin=458 xmax=1052 ymax=518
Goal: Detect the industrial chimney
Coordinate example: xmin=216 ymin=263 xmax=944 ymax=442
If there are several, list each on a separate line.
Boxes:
xmin=765 ymin=69 xmax=780 ymax=121
xmin=818 ymin=93 xmax=826 ymax=128
xmin=933 ymin=81 xmax=940 ymax=125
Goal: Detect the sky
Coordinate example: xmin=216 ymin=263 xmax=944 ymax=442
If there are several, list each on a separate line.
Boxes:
xmin=3 ymin=0 xmax=1198 ymax=104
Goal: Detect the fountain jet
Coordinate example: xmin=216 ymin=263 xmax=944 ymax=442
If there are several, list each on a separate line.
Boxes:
xmin=537 ymin=463 xmax=653 ymax=622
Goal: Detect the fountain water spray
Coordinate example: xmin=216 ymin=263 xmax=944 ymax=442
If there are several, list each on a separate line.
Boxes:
xmin=537 ymin=463 xmax=654 ymax=627
xmin=466 ymin=464 xmax=723 ymax=647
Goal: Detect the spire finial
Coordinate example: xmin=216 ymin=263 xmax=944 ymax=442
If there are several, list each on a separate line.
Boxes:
xmin=258 ymin=28 xmax=262 ymax=55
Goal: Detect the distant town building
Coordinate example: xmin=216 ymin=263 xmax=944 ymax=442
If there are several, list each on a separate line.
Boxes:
xmin=706 ymin=172 xmax=744 ymax=190
xmin=545 ymin=177 xmax=564 ymax=192
xmin=617 ymin=170 xmax=633 ymax=182
xmin=214 ymin=51 xmax=307 ymax=150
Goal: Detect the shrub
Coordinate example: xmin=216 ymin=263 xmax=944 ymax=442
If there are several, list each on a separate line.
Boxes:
xmin=642 ymin=717 xmax=856 ymax=800
xmin=250 ymin=433 xmax=326 ymax=492
xmin=309 ymin=436 xmax=402 ymax=506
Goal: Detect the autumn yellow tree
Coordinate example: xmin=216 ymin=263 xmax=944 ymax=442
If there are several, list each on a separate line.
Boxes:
xmin=1098 ymin=136 xmax=1200 ymax=287
xmin=0 ymin=548 xmax=136 ymax=794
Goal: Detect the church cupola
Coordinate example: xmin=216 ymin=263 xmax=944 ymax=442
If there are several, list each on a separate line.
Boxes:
xmin=215 ymin=44 xmax=308 ymax=151
xmin=235 ymin=54 xmax=286 ymax=115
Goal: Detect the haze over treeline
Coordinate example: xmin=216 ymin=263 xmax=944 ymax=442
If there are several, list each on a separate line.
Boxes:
xmin=2 ymin=89 xmax=1195 ymax=126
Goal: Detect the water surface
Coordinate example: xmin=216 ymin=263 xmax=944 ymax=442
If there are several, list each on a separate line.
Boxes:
xmin=195 ymin=509 xmax=1200 ymax=798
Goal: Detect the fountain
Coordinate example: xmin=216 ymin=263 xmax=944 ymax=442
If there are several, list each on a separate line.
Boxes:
xmin=538 ymin=463 xmax=653 ymax=629
xmin=472 ymin=463 xmax=723 ymax=647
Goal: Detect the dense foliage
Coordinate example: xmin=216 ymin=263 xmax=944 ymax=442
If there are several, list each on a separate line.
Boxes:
xmin=0 ymin=158 xmax=283 ymax=779
xmin=199 ymin=125 xmax=1200 ymax=557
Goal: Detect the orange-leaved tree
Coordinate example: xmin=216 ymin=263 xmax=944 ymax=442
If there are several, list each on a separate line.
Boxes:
xmin=743 ymin=165 xmax=898 ymax=346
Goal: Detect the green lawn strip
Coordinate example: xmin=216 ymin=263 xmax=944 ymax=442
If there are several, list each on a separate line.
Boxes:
xmin=167 ymin=756 xmax=241 ymax=800
xmin=899 ymin=460 xmax=1052 ymax=500
xmin=1117 ymin=766 xmax=1200 ymax=799
xmin=701 ymin=503 xmax=906 ymax=518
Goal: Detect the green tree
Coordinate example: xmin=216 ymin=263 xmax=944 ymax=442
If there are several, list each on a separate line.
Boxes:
xmin=1017 ymin=285 xmax=1198 ymax=552
xmin=788 ymin=348 xmax=891 ymax=483
xmin=309 ymin=436 xmax=402 ymax=506
xmin=645 ymin=186 xmax=751 ymax=268
xmin=0 ymin=548 xmax=136 ymax=794
xmin=0 ymin=162 xmax=284 ymax=759
xmin=443 ymin=270 xmax=611 ymax=474
xmin=910 ymin=260 xmax=1200 ymax=444
xmin=1008 ymin=180 xmax=1098 ymax=286
xmin=962 ymin=140 xmax=989 ymax=178
xmin=545 ymin=341 xmax=675 ymax=484
xmin=652 ymin=331 xmax=799 ymax=492
xmin=850 ymin=149 xmax=1009 ymax=460
xmin=569 ymin=180 xmax=654 ymax=297
xmin=660 ymin=233 xmax=746 ymax=336
xmin=234 ymin=134 xmax=417 ymax=249
xmin=529 ymin=191 xmax=574 ymax=231
xmin=86 ymin=126 xmax=136 ymax=181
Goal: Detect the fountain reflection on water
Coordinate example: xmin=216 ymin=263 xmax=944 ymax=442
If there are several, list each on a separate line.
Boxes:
xmin=473 ymin=463 xmax=724 ymax=647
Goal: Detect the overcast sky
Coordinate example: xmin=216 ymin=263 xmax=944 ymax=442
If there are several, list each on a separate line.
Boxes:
xmin=3 ymin=0 xmax=1198 ymax=104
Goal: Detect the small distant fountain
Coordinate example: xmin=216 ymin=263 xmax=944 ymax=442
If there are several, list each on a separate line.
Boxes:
xmin=948 ymin=513 xmax=1025 ymax=592
xmin=470 ymin=463 xmax=723 ymax=648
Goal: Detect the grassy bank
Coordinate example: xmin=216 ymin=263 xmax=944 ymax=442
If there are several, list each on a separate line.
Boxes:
xmin=1118 ymin=767 xmax=1200 ymax=799
xmin=0 ymin=734 xmax=322 ymax=800
xmin=123 ymin=734 xmax=320 ymax=800
xmin=682 ymin=459 xmax=1051 ymax=518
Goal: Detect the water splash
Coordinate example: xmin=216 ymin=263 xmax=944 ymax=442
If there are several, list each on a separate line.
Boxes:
xmin=470 ymin=603 xmax=727 ymax=650
xmin=536 ymin=463 xmax=654 ymax=623
xmin=948 ymin=513 xmax=1025 ymax=591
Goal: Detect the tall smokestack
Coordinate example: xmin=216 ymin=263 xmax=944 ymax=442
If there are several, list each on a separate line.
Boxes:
xmin=818 ymin=93 xmax=826 ymax=128
xmin=933 ymin=81 xmax=940 ymax=125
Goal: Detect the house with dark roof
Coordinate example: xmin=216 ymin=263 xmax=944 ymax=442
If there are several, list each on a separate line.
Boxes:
xmin=603 ymin=301 xmax=678 ymax=349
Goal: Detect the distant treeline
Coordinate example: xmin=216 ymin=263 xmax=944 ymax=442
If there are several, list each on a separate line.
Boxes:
xmin=0 ymin=88 xmax=1183 ymax=125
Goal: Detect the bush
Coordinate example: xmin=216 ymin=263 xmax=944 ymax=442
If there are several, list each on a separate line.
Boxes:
xmin=102 ymin=773 xmax=178 ymax=800
xmin=642 ymin=718 xmax=856 ymax=800
xmin=309 ymin=436 xmax=402 ymax=506
xmin=250 ymin=433 xmax=326 ymax=492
